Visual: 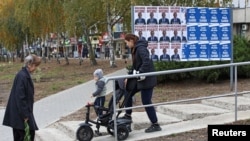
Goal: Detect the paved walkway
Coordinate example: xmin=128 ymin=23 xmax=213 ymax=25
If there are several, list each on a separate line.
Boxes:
xmin=1 ymin=67 xmax=250 ymax=141
xmin=0 ymin=68 xmax=128 ymax=141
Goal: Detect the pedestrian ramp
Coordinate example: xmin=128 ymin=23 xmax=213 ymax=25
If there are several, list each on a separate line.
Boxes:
xmin=201 ymin=93 xmax=250 ymax=111
xmin=157 ymin=103 xmax=229 ymax=121
xmin=35 ymin=94 xmax=250 ymax=141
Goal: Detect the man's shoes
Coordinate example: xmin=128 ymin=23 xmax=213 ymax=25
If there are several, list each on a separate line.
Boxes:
xmin=145 ymin=123 xmax=162 ymax=133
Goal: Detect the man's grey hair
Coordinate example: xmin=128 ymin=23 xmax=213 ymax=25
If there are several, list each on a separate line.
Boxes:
xmin=24 ymin=55 xmax=33 ymax=67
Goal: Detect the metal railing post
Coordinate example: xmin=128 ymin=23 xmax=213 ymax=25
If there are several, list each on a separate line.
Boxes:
xmin=112 ymin=80 xmax=118 ymax=141
xmin=234 ymin=66 xmax=238 ymax=121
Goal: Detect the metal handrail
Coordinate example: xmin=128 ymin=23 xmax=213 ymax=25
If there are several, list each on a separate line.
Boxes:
xmin=105 ymin=61 xmax=250 ymax=141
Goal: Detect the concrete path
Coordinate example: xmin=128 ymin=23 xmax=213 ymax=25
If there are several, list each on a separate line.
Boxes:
xmin=0 ymin=68 xmax=127 ymax=141
xmin=35 ymin=94 xmax=250 ymax=141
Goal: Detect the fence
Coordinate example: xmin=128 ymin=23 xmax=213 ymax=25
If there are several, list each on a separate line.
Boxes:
xmin=105 ymin=61 xmax=250 ymax=141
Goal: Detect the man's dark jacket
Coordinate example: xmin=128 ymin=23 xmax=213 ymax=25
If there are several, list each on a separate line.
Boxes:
xmin=3 ymin=67 xmax=38 ymax=130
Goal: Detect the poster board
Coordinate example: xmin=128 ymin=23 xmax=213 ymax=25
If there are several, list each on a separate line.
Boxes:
xmin=132 ymin=6 xmax=231 ymax=61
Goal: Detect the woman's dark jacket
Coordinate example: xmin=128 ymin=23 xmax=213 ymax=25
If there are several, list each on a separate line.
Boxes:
xmin=2 ymin=67 xmax=38 ymax=130
xmin=132 ymin=40 xmax=157 ymax=90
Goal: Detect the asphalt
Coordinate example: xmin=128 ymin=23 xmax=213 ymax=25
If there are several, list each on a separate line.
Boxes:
xmin=1 ymin=68 xmax=250 ymax=141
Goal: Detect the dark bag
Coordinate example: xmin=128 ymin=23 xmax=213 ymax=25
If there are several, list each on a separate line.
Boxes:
xmin=126 ymin=78 xmax=137 ymax=91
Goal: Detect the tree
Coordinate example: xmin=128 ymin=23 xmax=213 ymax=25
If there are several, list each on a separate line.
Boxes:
xmin=63 ymin=0 xmax=104 ymax=65
xmin=0 ymin=0 xmax=26 ymax=62
xmin=103 ymin=0 xmax=131 ymax=67
xmin=14 ymin=0 xmax=69 ymax=64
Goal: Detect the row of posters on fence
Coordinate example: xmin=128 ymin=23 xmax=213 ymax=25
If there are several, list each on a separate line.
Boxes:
xmin=132 ymin=6 xmax=232 ymax=61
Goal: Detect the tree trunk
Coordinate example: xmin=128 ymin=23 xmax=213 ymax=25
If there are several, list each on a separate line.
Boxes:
xmin=83 ymin=23 xmax=97 ymax=65
xmin=107 ymin=3 xmax=117 ymax=68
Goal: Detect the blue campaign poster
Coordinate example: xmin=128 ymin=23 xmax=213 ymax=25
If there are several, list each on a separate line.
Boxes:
xmin=186 ymin=7 xmax=199 ymax=23
xmin=198 ymin=42 xmax=209 ymax=61
xmin=220 ymin=24 xmax=231 ymax=41
xmin=181 ymin=44 xmax=189 ymax=61
xmin=199 ymin=24 xmax=210 ymax=41
xmin=209 ymin=8 xmax=220 ymax=23
xmin=187 ymin=42 xmax=199 ymax=61
xmin=198 ymin=7 xmax=209 ymax=23
xmin=209 ymin=25 xmax=220 ymax=41
xmin=219 ymin=8 xmax=230 ymax=23
xmin=220 ymin=41 xmax=231 ymax=60
xmin=209 ymin=42 xmax=220 ymax=60
xmin=187 ymin=24 xmax=199 ymax=41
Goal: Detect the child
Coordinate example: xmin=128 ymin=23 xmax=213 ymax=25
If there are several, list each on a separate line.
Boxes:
xmin=91 ymin=69 xmax=107 ymax=117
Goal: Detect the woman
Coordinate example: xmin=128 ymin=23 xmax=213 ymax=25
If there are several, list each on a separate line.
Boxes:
xmin=3 ymin=54 xmax=41 ymax=141
xmin=123 ymin=33 xmax=161 ymax=133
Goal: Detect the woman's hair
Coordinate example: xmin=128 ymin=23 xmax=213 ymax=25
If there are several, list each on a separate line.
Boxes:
xmin=125 ymin=34 xmax=140 ymax=62
xmin=124 ymin=33 xmax=139 ymax=43
xmin=24 ymin=54 xmax=41 ymax=67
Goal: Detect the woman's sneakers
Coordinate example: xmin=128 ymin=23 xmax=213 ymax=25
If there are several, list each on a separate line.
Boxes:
xmin=120 ymin=114 xmax=132 ymax=121
xmin=145 ymin=123 xmax=162 ymax=133
xmin=121 ymin=114 xmax=132 ymax=119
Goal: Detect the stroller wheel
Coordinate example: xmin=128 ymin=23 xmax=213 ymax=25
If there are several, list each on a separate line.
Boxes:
xmin=117 ymin=125 xmax=129 ymax=141
xmin=107 ymin=125 xmax=129 ymax=140
xmin=76 ymin=126 xmax=94 ymax=141
xmin=107 ymin=127 xmax=114 ymax=136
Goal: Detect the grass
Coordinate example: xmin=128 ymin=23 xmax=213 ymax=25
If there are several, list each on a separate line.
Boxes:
xmin=1 ymin=58 xmax=250 ymax=141
xmin=0 ymin=58 xmax=129 ymax=105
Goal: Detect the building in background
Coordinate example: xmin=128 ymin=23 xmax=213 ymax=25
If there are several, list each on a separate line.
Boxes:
xmin=213 ymin=0 xmax=250 ymax=38
xmin=230 ymin=0 xmax=250 ymax=38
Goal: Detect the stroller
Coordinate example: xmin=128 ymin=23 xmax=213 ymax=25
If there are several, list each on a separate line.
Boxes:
xmin=76 ymin=79 xmax=132 ymax=141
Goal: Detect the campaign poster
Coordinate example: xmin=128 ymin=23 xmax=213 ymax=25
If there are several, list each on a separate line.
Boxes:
xmin=199 ymin=24 xmax=210 ymax=41
xmin=198 ymin=7 xmax=209 ymax=23
xmin=209 ymin=42 xmax=220 ymax=60
xmin=181 ymin=44 xmax=188 ymax=61
xmin=180 ymin=7 xmax=187 ymax=25
xmin=146 ymin=25 xmax=159 ymax=43
xmin=181 ymin=26 xmax=188 ymax=43
xmin=187 ymin=24 xmax=199 ymax=41
xmin=198 ymin=42 xmax=209 ymax=61
xmin=209 ymin=8 xmax=220 ymax=24
xmin=220 ymin=41 xmax=231 ymax=60
xmin=148 ymin=45 xmax=160 ymax=62
xmin=169 ymin=25 xmax=182 ymax=43
xmin=209 ymin=24 xmax=220 ymax=41
xmin=187 ymin=42 xmax=199 ymax=61
xmin=219 ymin=8 xmax=230 ymax=23
xmin=159 ymin=26 xmax=171 ymax=43
xmin=158 ymin=47 xmax=171 ymax=61
xmin=146 ymin=6 xmax=158 ymax=25
xmin=170 ymin=43 xmax=182 ymax=61
xmin=135 ymin=30 xmax=147 ymax=41
xmin=134 ymin=7 xmax=146 ymax=31
xmin=169 ymin=6 xmax=181 ymax=25
xmin=186 ymin=7 xmax=199 ymax=23
xmin=158 ymin=6 xmax=170 ymax=25
xmin=220 ymin=24 xmax=231 ymax=41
